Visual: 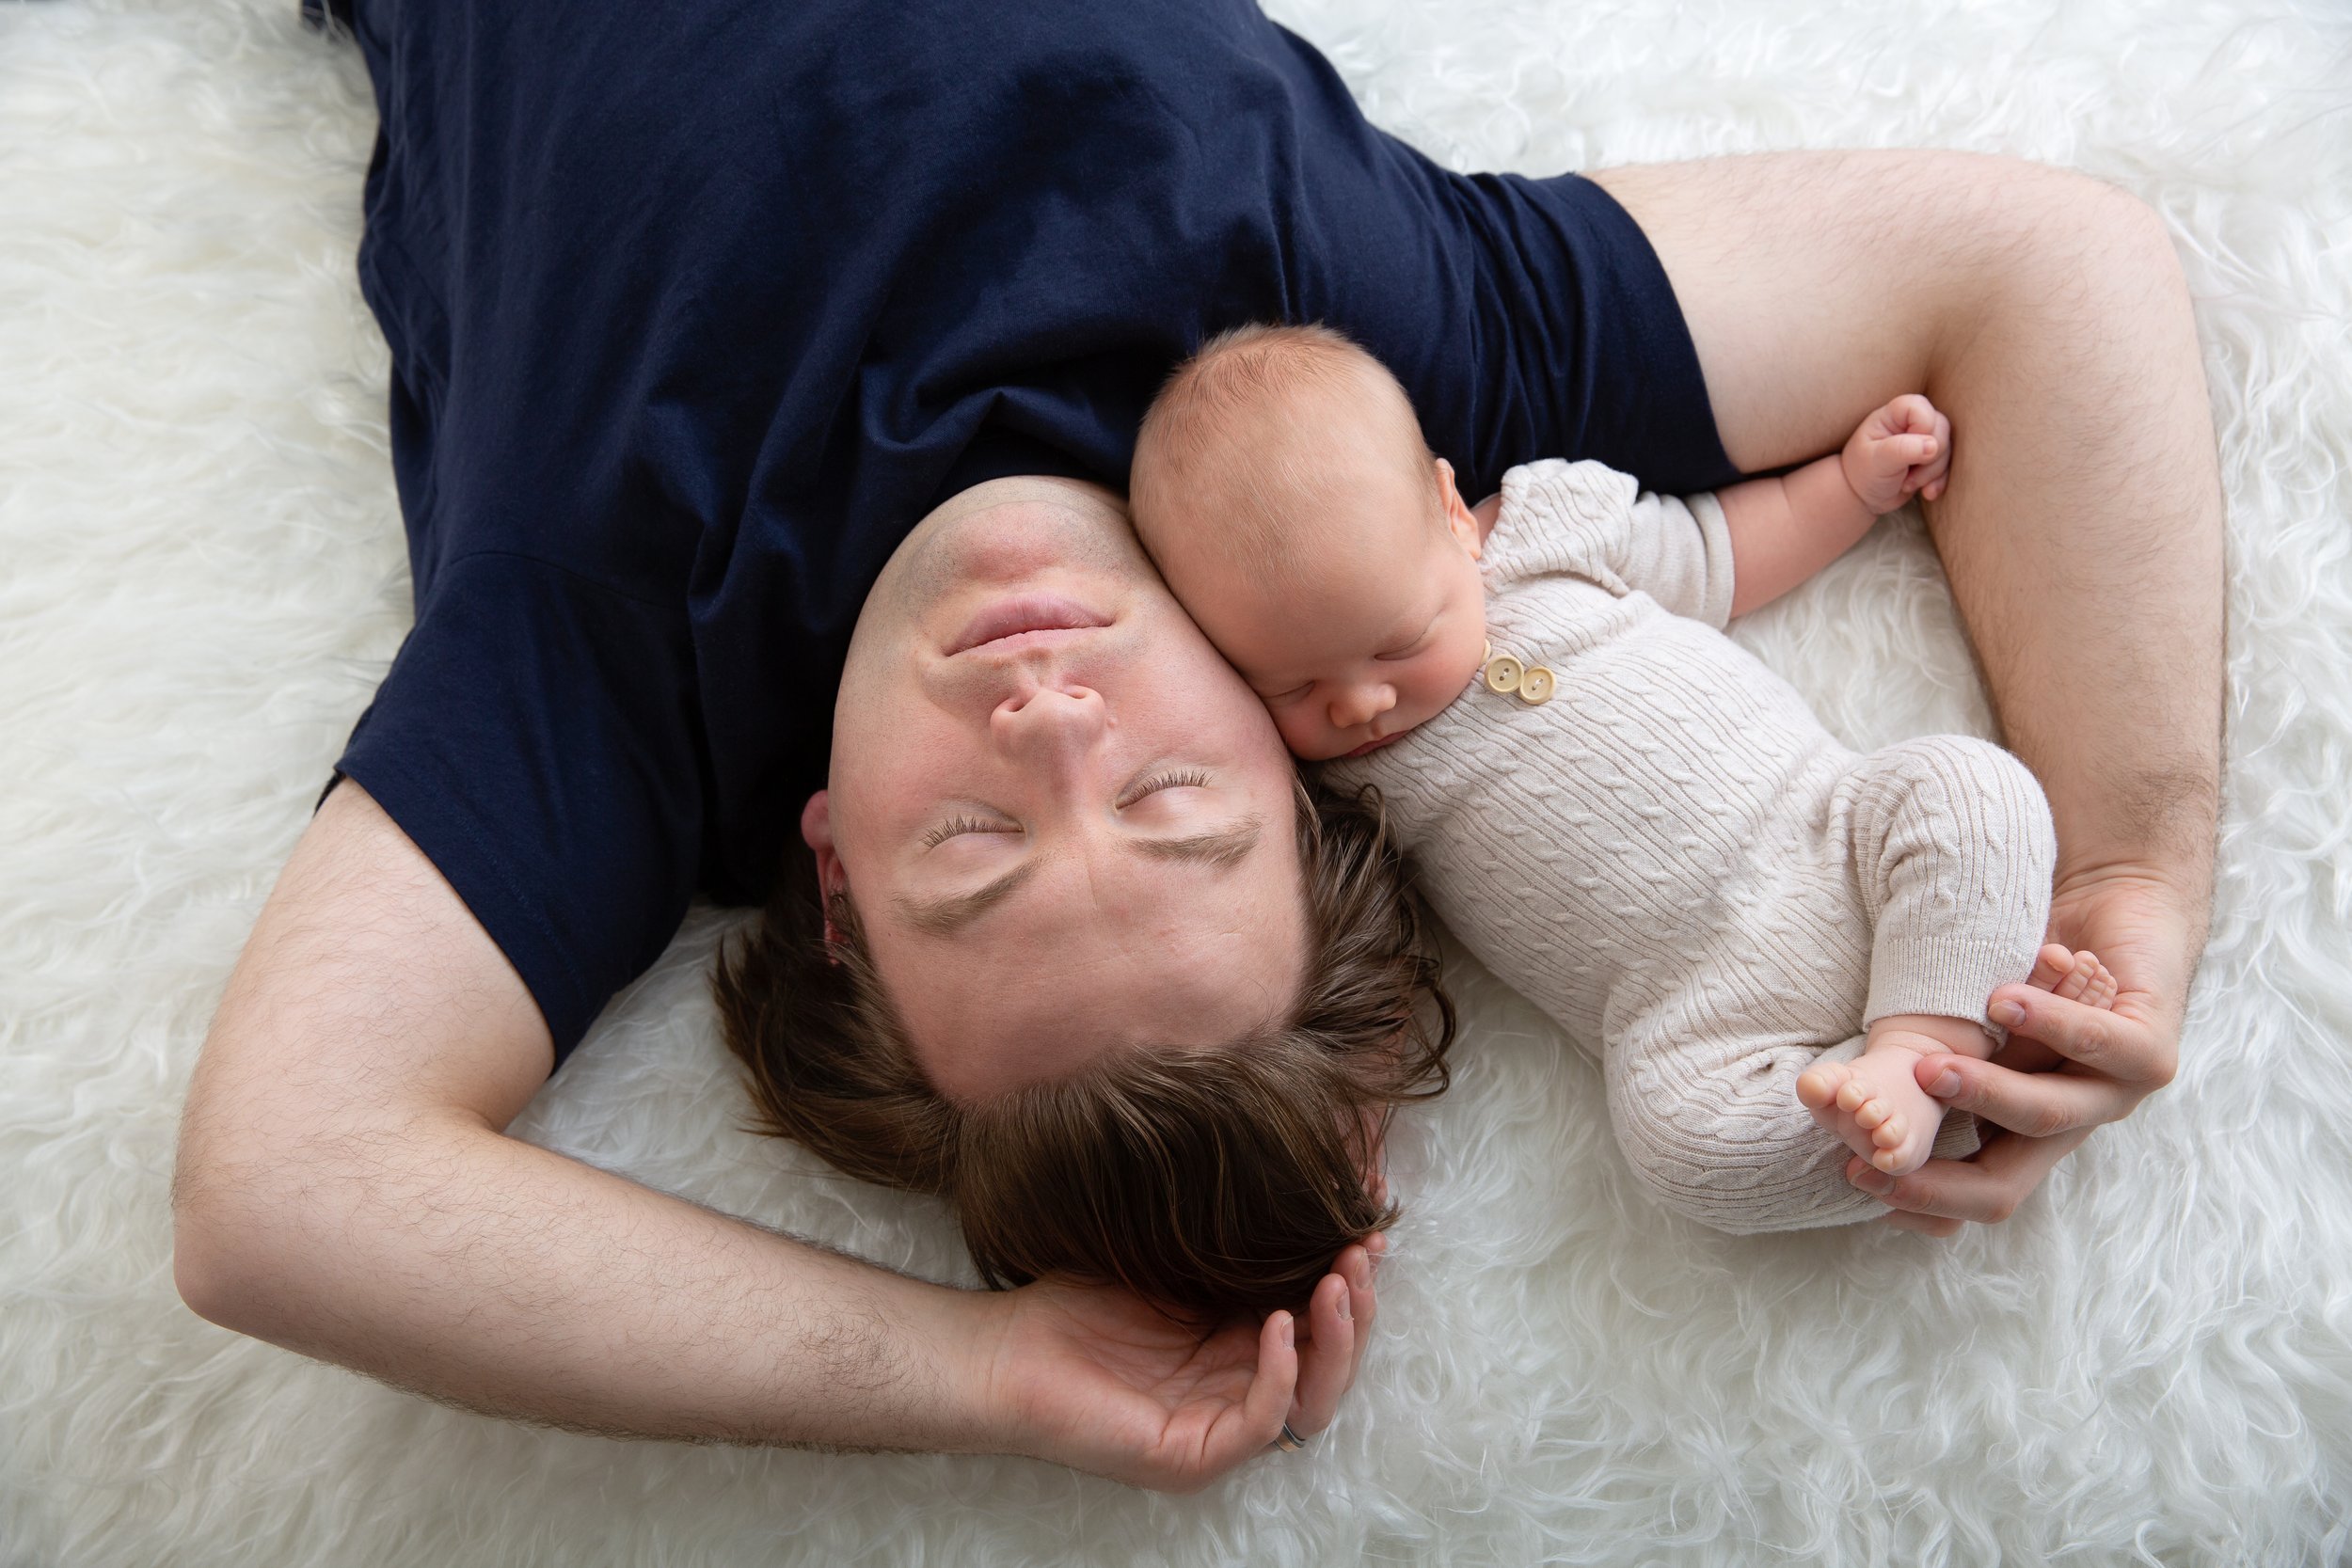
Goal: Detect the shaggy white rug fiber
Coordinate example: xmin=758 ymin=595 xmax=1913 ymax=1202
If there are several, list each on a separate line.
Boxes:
xmin=5 ymin=0 xmax=2349 ymax=1562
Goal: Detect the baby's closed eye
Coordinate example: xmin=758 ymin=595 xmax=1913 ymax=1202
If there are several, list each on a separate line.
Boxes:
xmin=1375 ymin=626 xmax=1436 ymax=660
xmin=1254 ymin=680 xmax=1314 ymax=705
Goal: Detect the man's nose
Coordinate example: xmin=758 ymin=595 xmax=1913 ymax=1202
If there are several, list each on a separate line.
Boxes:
xmin=993 ymin=682 xmax=1108 ymax=774
xmin=1327 ymin=682 xmax=1397 ymax=730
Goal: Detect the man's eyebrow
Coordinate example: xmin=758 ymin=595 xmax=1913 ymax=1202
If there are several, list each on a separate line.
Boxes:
xmin=1124 ymin=816 xmax=1263 ymax=868
xmin=894 ymin=859 xmax=1046 ymax=938
xmin=893 ymin=817 xmax=1263 ymax=938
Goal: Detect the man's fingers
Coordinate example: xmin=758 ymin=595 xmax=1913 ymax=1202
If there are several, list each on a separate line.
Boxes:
xmin=1286 ymin=1271 xmax=1356 ymax=1437
xmin=1989 ymin=983 xmax=2173 ymax=1088
xmin=1239 ymin=1310 xmax=1298 ymax=1457
xmin=1846 ymin=1126 xmax=2087 ymax=1223
xmin=1343 ymin=1241 xmax=1378 ymax=1387
xmin=1912 ymin=1052 xmax=2134 ymax=1138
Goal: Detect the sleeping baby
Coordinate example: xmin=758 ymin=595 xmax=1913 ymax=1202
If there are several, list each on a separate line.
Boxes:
xmin=1128 ymin=324 xmax=2119 ymax=1231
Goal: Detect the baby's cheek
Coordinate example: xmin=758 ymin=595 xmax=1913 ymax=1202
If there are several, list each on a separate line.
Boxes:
xmin=1276 ymin=711 xmax=1321 ymax=760
xmin=1403 ymin=652 xmax=1467 ymax=717
xmin=1272 ymin=703 xmax=1338 ymax=762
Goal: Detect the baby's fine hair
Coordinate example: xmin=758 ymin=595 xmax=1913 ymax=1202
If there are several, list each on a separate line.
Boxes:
xmin=1131 ymin=322 xmax=1436 ymax=576
xmin=712 ymin=777 xmax=1455 ymax=1325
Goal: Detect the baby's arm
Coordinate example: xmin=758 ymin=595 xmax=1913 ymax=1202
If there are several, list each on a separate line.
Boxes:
xmin=1717 ymin=394 xmax=1952 ymax=618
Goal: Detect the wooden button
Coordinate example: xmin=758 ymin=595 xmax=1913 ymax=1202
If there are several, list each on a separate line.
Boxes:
xmin=1483 ymin=654 xmax=1524 ymax=694
xmin=1518 ymin=666 xmax=1556 ymax=705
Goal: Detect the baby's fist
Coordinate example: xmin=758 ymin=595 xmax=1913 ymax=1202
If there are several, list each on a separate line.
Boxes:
xmin=1841 ymin=394 xmax=1953 ymax=515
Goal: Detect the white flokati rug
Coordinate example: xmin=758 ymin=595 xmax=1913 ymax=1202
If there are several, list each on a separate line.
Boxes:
xmin=3 ymin=0 xmax=2348 ymax=1562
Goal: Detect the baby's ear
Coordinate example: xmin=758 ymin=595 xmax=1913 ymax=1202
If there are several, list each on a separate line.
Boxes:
xmin=1434 ymin=458 xmax=1484 ymax=559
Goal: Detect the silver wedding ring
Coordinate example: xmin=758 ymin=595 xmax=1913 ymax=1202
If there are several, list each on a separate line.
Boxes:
xmin=1273 ymin=1422 xmax=1309 ymax=1452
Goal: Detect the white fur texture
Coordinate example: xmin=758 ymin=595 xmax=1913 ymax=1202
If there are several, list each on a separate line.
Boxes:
xmin=4 ymin=1 xmax=2348 ymax=1562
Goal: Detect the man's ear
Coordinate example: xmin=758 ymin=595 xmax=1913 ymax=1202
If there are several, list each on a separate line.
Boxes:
xmin=800 ymin=792 xmax=850 ymax=951
xmin=1435 ymin=458 xmax=1484 ymax=559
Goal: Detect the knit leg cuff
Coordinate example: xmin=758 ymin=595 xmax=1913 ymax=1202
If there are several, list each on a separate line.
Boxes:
xmin=1864 ymin=931 xmax=2044 ymax=1033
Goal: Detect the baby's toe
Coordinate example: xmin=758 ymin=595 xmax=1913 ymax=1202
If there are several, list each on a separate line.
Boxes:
xmin=1870 ymin=1113 xmax=1908 ymax=1149
xmin=2029 ymin=943 xmax=2075 ymax=990
xmin=2056 ymin=952 xmax=2104 ymax=1003
xmin=1795 ymin=1065 xmax=1844 ymax=1110
xmin=1836 ymin=1080 xmax=1870 ymax=1115
xmin=2079 ymin=953 xmax=2120 ymax=1009
xmin=1853 ymin=1097 xmax=1890 ymax=1131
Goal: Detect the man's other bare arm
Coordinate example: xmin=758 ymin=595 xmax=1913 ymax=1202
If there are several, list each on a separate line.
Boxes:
xmin=183 ymin=789 xmax=1392 ymax=1495
xmin=172 ymin=780 xmax=998 ymax=1449
xmin=172 ymin=781 xmax=1385 ymax=1481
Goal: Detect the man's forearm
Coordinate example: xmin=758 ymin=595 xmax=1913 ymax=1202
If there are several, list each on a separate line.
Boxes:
xmin=1927 ymin=208 xmax=2225 ymax=914
xmin=178 ymin=1112 xmax=1003 ymax=1451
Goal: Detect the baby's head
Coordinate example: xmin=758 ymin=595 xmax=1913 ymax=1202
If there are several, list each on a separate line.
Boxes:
xmin=1131 ymin=324 xmax=1488 ymax=761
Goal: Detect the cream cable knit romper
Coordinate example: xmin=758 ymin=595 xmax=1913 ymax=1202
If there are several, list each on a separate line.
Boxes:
xmin=1327 ymin=459 xmax=2058 ymax=1233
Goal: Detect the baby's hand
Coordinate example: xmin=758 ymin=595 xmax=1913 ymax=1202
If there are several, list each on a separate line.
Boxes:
xmin=1840 ymin=393 xmax=1952 ymax=515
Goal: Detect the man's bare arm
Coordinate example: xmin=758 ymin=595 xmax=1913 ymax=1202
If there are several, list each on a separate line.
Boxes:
xmin=172 ymin=781 xmax=1381 ymax=1476
xmin=1596 ymin=151 xmax=2219 ymax=1231
xmin=173 ymin=780 xmax=995 ymax=1448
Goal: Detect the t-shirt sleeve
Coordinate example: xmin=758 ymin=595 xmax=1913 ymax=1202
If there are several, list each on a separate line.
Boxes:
xmin=1491 ymin=458 xmax=1738 ymax=629
xmin=332 ymin=551 xmax=705 ymax=1067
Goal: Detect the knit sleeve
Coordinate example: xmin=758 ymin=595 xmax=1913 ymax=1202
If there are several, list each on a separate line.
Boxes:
xmin=1490 ymin=459 xmax=1737 ymax=629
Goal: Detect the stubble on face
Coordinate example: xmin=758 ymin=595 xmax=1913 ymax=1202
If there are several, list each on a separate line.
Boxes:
xmin=873 ymin=478 xmax=1141 ymax=631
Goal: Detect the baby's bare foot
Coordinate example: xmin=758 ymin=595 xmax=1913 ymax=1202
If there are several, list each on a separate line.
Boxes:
xmin=1796 ymin=1014 xmax=1989 ymax=1176
xmin=1797 ymin=1048 xmax=1938 ymax=1175
xmin=2026 ymin=942 xmax=2120 ymax=1009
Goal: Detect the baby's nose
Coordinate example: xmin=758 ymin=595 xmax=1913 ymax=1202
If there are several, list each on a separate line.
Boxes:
xmin=1328 ymin=683 xmax=1397 ymax=730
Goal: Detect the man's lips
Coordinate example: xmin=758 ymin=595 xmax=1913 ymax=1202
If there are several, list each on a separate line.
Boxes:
xmin=946 ymin=594 xmax=1111 ymax=656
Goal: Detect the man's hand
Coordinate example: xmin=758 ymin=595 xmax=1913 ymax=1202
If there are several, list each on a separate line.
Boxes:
xmin=1844 ymin=869 xmax=2195 ymax=1234
xmin=1841 ymin=393 xmax=1954 ymax=515
xmin=976 ymin=1237 xmax=1385 ymax=1493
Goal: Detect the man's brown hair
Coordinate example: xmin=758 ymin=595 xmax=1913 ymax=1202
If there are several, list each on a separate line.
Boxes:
xmin=711 ymin=778 xmax=1454 ymax=1323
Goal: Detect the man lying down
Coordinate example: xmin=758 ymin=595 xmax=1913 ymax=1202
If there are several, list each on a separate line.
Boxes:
xmin=174 ymin=0 xmax=2217 ymax=1491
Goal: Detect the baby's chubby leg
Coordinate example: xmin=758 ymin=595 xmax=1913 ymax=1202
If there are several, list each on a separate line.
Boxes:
xmin=1797 ymin=734 xmax=2074 ymax=1175
xmin=1798 ymin=945 xmax=2116 ymax=1172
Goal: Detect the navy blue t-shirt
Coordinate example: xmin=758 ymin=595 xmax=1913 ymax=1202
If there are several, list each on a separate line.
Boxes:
xmin=327 ymin=0 xmax=1735 ymax=1063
